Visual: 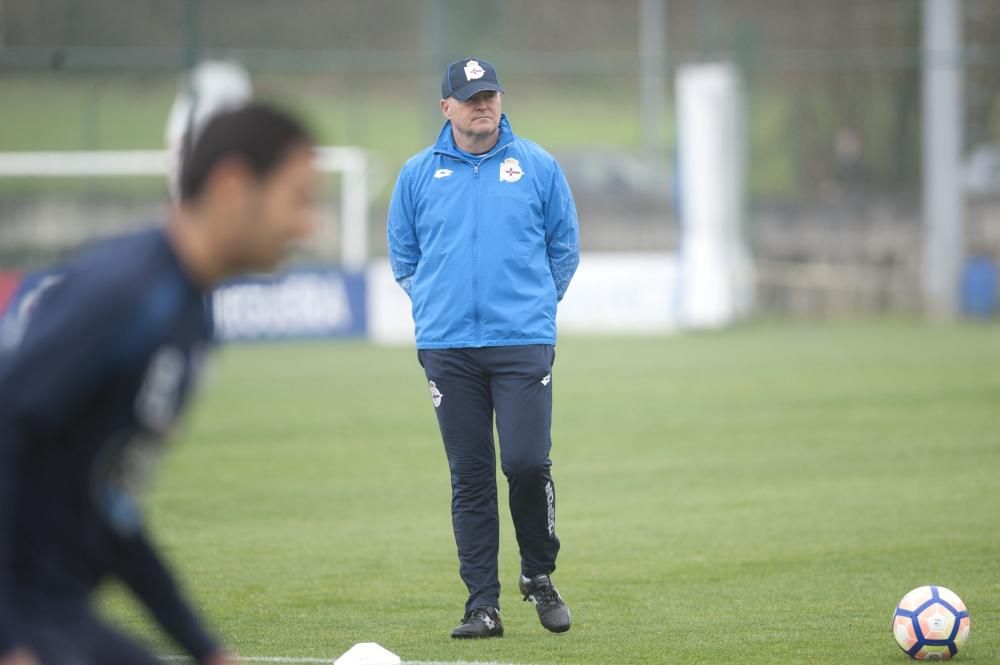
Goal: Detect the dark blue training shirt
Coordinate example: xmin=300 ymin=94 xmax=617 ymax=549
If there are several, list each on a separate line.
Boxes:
xmin=0 ymin=228 xmax=218 ymax=659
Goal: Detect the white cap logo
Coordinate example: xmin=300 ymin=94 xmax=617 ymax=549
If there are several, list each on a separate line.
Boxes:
xmin=464 ymin=60 xmax=485 ymax=81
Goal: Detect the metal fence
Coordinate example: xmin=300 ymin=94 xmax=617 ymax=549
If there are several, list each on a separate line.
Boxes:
xmin=1 ymin=0 xmax=999 ymax=314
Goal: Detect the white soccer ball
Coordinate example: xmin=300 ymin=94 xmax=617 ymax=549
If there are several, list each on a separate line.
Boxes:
xmin=892 ymin=585 xmax=970 ymax=660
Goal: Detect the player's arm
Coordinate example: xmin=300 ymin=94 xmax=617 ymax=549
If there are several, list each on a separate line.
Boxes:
xmin=0 ymin=418 xmax=28 ymax=661
xmin=387 ymin=169 xmax=421 ymax=296
xmin=543 ymin=162 xmax=581 ymax=301
xmin=0 ymin=648 xmax=40 ymax=665
xmin=0 ymin=272 xmax=118 ymax=659
xmin=106 ymin=528 xmax=223 ymax=664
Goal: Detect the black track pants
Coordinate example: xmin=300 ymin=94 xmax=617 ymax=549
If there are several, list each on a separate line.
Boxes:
xmin=418 ymin=344 xmax=562 ymax=612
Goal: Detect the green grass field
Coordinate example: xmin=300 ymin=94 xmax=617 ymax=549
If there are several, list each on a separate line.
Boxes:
xmin=98 ymin=322 xmax=1000 ymax=664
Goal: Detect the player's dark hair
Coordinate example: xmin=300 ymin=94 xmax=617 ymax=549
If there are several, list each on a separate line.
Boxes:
xmin=179 ymin=103 xmax=313 ymax=202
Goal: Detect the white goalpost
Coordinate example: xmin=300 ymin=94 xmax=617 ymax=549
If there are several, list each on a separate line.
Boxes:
xmin=0 ymin=147 xmax=370 ymax=270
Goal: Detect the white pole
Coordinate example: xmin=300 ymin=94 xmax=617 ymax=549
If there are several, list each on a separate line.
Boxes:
xmin=922 ymin=0 xmax=965 ymax=320
xmin=676 ymin=63 xmax=751 ymax=328
xmin=313 ymin=147 xmax=369 ymax=271
xmin=340 ymin=152 xmax=368 ymax=272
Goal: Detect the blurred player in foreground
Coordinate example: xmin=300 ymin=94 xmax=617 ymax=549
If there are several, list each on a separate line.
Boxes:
xmin=0 ymin=104 xmax=317 ymax=665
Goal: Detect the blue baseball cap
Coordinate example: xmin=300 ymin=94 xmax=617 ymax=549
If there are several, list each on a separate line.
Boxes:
xmin=441 ymin=58 xmax=504 ymax=101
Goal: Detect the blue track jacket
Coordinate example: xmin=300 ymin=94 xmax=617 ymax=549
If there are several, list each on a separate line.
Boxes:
xmin=388 ymin=115 xmax=580 ymax=349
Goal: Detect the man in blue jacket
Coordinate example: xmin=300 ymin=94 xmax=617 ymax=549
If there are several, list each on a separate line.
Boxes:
xmin=387 ymin=57 xmax=580 ymax=639
xmin=0 ymin=104 xmax=317 ymax=665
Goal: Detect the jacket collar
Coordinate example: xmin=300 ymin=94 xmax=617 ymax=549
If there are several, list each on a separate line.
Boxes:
xmin=434 ymin=114 xmax=515 ymax=161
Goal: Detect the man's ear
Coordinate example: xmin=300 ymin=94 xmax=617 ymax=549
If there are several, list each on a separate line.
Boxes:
xmin=440 ymin=98 xmax=451 ymax=120
xmin=204 ymin=155 xmax=253 ymax=202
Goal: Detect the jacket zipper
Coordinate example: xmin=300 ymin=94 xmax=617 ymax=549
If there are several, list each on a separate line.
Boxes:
xmin=472 ymin=163 xmax=480 ymax=339
xmin=436 ymin=140 xmax=514 ymax=343
xmin=469 ymin=142 xmax=510 ymax=340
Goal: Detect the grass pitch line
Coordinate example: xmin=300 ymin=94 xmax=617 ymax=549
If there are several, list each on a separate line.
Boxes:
xmin=162 ymin=656 xmax=536 ymax=665
xmin=413 ymin=661 xmax=548 ymax=665
xmin=162 ymin=658 xmax=333 ymax=664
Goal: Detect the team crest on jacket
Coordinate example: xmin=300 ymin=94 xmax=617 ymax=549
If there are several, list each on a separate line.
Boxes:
xmin=464 ymin=60 xmax=485 ymax=81
xmin=499 ymin=157 xmax=523 ymax=183
xmin=429 ymin=380 xmax=444 ymax=408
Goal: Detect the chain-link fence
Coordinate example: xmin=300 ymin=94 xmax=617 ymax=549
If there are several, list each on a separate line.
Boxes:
xmin=2 ymin=0 xmax=999 ymax=313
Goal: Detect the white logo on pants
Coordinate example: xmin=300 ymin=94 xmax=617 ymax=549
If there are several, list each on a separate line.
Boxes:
xmin=429 ymin=380 xmax=444 ymax=408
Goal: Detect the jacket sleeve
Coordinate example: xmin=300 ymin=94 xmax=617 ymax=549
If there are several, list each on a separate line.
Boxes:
xmin=107 ymin=530 xmax=219 ymax=662
xmin=386 ymin=168 xmax=421 ymax=297
xmin=543 ymin=162 xmax=581 ymax=301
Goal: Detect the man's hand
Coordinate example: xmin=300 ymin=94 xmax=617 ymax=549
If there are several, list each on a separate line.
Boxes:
xmin=202 ymin=650 xmax=241 ymax=665
xmin=0 ymin=648 xmax=41 ymax=665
